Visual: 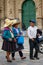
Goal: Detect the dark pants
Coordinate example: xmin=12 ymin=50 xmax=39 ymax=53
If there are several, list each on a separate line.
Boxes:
xmin=29 ymin=39 xmax=39 ymax=58
xmin=12 ymin=51 xmax=23 ymax=58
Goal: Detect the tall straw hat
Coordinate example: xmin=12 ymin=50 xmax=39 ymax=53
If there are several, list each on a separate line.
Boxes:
xmin=11 ymin=19 xmax=20 ymax=25
xmin=4 ymin=19 xmax=12 ymax=27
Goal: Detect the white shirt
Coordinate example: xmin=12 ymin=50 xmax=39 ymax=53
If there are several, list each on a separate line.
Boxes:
xmin=27 ymin=26 xmax=38 ymax=39
xmin=9 ymin=27 xmax=14 ymax=38
xmin=10 ymin=31 xmax=14 ymax=38
xmin=14 ymin=27 xmax=19 ymax=34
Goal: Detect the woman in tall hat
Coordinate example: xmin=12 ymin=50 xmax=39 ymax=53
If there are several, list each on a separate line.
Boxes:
xmin=2 ymin=19 xmax=16 ymax=62
xmin=11 ymin=19 xmax=26 ymax=60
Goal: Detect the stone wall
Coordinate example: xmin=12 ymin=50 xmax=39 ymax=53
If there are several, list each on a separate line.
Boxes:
xmin=5 ymin=0 xmax=15 ymax=19
xmin=0 ymin=0 xmax=5 ymax=31
xmin=0 ymin=0 xmax=5 ymax=18
xmin=0 ymin=0 xmax=43 ymax=30
xmin=34 ymin=0 xmax=42 ymax=29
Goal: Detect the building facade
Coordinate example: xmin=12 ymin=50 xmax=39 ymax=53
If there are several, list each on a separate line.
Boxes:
xmin=0 ymin=0 xmax=43 ymax=31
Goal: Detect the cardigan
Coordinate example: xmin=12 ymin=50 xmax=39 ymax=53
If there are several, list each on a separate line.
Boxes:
xmin=12 ymin=27 xmax=22 ymax=38
xmin=2 ymin=27 xmax=14 ymax=40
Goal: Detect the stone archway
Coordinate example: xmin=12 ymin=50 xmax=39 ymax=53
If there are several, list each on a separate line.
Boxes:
xmin=22 ymin=0 xmax=36 ymax=30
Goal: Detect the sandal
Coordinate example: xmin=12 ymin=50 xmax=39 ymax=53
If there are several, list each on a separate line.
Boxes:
xmin=6 ymin=56 xmax=12 ymax=62
xmin=7 ymin=60 xmax=12 ymax=62
xmin=6 ymin=56 xmax=8 ymax=59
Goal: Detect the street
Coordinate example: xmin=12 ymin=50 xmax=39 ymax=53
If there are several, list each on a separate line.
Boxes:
xmin=0 ymin=35 xmax=43 ymax=65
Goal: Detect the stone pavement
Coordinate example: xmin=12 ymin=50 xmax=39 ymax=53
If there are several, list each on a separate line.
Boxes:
xmin=0 ymin=52 xmax=43 ymax=65
xmin=0 ymin=34 xmax=43 ymax=65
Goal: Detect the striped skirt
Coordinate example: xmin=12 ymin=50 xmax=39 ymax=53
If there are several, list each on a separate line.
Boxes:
xmin=2 ymin=40 xmax=24 ymax=52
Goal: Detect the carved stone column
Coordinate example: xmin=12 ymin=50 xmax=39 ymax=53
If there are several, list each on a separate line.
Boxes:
xmin=0 ymin=0 xmax=5 ymax=19
xmin=0 ymin=0 xmax=5 ymax=31
xmin=15 ymin=0 xmax=24 ymax=28
xmin=34 ymin=0 xmax=42 ymax=29
xmin=5 ymin=0 xmax=15 ymax=19
xmin=41 ymin=0 xmax=43 ymax=29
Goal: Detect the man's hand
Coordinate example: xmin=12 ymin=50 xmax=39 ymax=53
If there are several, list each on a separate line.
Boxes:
xmin=32 ymin=38 xmax=34 ymax=41
xmin=37 ymin=33 xmax=40 ymax=36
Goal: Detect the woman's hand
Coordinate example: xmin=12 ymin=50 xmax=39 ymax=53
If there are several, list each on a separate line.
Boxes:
xmin=14 ymin=39 xmax=16 ymax=42
xmin=17 ymin=34 xmax=20 ymax=36
xmin=9 ymin=38 xmax=12 ymax=41
xmin=17 ymin=33 xmax=22 ymax=36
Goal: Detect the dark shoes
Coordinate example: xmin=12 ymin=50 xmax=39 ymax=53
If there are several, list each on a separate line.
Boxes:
xmin=36 ymin=57 xmax=39 ymax=60
xmin=30 ymin=56 xmax=39 ymax=60
xmin=12 ymin=57 xmax=16 ymax=60
xmin=21 ymin=57 xmax=26 ymax=60
xmin=30 ymin=57 xmax=35 ymax=60
xmin=6 ymin=56 xmax=26 ymax=62
xmin=34 ymin=56 xmax=39 ymax=60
